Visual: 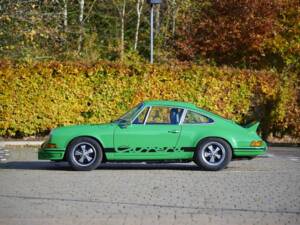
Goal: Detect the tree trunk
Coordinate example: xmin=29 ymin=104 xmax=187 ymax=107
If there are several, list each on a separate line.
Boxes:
xmin=120 ymin=0 xmax=126 ymax=60
xmin=134 ymin=0 xmax=144 ymax=51
xmin=78 ymin=0 xmax=84 ymax=53
xmin=171 ymin=0 xmax=178 ymax=37
xmin=155 ymin=4 xmax=160 ymax=34
xmin=63 ymin=0 xmax=68 ymax=30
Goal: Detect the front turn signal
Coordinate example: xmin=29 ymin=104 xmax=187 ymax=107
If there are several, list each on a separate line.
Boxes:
xmin=250 ymin=140 xmax=263 ymax=147
xmin=46 ymin=143 xmax=57 ymax=148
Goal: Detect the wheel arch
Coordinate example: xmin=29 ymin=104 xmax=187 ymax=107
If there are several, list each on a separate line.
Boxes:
xmin=64 ymin=135 xmax=107 ymax=161
xmin=194 ymin=136 xmax=234 ymax=158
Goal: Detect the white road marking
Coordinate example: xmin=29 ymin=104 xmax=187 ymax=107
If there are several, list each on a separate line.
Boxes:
xmin=0 ymin=148 xmax=9 ymax=162
xmin=287 ymin=157 xmax=300 ymax=162
xmin=257 ymin=154 xmax=274 ymax=158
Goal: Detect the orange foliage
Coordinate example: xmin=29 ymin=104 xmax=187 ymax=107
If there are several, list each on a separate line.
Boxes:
xmin=175 ymin=0 xmax=282 ymax=66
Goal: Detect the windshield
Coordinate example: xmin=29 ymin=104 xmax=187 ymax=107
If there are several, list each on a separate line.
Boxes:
xmin=114 ymin=103 xmax=144 ymax=122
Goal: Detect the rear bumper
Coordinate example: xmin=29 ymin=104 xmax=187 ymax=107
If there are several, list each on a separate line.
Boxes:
xmin=233 ymin=147 xmax=267 ymax=157
xmin=38 ymin=148 xmax=65 ymax=160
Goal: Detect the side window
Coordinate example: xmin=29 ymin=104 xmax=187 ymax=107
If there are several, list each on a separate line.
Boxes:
xmin=133 ymin=107 xmax=149 ymax=124
xmin=146 ymin=107 xmax=183 ymax=125
xmin=184 ymin=111 xmax=213 ymax=124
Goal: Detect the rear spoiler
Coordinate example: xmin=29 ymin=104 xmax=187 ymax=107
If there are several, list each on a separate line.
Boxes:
xmin=244 ymin=121 xmax=260 ymax=133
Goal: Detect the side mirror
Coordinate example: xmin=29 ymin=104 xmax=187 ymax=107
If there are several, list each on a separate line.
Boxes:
xmin=118 ymin=120 xmax=131 ymax=128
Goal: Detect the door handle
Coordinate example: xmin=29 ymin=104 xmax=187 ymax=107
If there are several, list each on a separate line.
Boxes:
xmin=168 ymin=130 xmax=180 ymax=133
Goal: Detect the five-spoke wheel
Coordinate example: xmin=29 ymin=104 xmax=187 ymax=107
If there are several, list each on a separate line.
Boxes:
xmin=72 ymin=142 xmax=97 ymax=166
xmin=195 ymin=138 xmax=232 ymax=171
xmin=67 ymin=137 xmax=103 ymax=171
xmin=201 ymin=142 xmax=226 ymax=166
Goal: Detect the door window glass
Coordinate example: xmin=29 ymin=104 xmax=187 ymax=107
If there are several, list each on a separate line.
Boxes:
xmin=133 ymin=107 xmax=149 ymax=124
xmin=146 ymin=107 xmax=183 ymax=124
xmin=184 ymin=111 xmax=213 ymax=124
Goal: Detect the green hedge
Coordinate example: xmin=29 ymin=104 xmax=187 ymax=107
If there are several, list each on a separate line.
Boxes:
xmin=0 ymin=60 xmax=299 ymax=138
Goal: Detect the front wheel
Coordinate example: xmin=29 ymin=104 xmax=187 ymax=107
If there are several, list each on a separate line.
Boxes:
xmin=67 ymin=137 xmax=103 ymax=171
xmin=194 ymin=138 xmax=232 ymax=171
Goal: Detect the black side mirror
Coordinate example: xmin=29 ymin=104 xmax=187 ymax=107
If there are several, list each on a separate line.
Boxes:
xmin=118 ymin=120 xmax=131 ymax=128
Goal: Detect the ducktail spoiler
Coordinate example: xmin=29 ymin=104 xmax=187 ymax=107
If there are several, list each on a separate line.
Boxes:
xmin=244 ymin=121 xmax=260 ymax=133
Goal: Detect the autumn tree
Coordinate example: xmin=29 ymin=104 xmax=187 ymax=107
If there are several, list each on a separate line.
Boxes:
xmin=0 ymin=0 xmax=298 ymax=70
xmin=175 ymin=0 xmax=282 ymax=67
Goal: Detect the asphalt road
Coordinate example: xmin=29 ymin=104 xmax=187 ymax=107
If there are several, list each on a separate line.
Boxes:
xmin=0 ymin=147 xmax=299 ymax=225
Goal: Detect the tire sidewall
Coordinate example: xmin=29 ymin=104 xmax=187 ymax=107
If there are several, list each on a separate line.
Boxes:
xmin=67 ymin=137 xmax=103 ymax=171
xmin=195 ymin=138 xmax=232 ymax=171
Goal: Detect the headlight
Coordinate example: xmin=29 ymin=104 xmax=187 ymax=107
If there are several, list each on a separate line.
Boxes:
xmin=250 ymin=140 xmax=263 ymax=147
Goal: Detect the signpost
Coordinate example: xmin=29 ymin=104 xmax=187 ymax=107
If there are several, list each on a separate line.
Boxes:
xmin=147 ymin=0 xmax=162 ymax=64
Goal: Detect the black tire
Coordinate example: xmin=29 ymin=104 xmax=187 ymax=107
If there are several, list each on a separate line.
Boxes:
xmin=66 ymin=137 xmax=103 ymax=171
xmin=194 ymin=138 xmax=232 ymax=171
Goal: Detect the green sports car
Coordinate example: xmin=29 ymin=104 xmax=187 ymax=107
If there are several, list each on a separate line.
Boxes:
xmin=38 ymin=100 xmax=267 ymax=171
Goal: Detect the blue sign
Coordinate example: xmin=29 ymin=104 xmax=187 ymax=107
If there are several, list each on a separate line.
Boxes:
xmin=147 ymin=0 xmax=162 ymax=4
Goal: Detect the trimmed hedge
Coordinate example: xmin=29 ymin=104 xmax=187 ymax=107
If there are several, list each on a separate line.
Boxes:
xmin=0 ymin=60 xmax=299 ymax=138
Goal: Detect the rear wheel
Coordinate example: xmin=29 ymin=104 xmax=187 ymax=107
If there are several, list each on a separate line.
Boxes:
xmin=194 ymin=138 xmax=232 ymax=171
xmin=67 ymin=137 xmax=103 ymax=171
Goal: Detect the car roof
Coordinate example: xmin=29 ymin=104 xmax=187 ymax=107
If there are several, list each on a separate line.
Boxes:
xmin=143 ymin=100 xmax=198 ymax=110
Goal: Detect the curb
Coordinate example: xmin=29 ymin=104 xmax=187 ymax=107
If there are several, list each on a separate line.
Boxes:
xmin=0 ymin=141 xmax=43 ymax=147
xmin=268 ymin=143 xmax=300 ymax=147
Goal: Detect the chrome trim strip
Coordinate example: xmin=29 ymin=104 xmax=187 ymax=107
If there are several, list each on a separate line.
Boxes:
xmin=143 ymin=106 xmax=152 ymax=125
xmin=179 ymin=109 xmax=187 ymax=125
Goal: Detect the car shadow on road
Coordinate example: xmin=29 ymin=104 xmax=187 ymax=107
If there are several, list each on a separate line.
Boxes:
xmin=0 ymin=161 xmax=201 ymax=171
xmin=98 ymin=162 xmax=200 ymax=171
xmin=0 ymin=161 xmax=73 ymax=171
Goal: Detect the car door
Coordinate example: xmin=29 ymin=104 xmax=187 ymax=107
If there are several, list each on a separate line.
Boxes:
xmin=177 ymin=110 xmax=215 ymax=148
xmin=113 ymin=106 xmax=184 ymax=160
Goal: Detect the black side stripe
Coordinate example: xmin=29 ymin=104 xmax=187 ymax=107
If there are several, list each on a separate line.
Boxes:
xmin=104 ymin=147 xmax=196 ymax=153
xmin=104 ymin=148 xmax=115 ymax=152
xmin=181 ymin=147 xmax=196 ymax=152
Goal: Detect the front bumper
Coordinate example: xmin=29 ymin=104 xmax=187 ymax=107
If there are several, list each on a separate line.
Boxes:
xmin=38 ymin=148 xmax=65 ymax=160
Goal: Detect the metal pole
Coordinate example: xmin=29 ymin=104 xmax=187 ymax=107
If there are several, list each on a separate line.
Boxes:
xmin=150 ymin=4 xmax=154 ymax=64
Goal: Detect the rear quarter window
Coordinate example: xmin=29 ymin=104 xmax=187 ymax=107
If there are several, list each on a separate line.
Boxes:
xmin=184 ymin=111 xmax=213 ymax=124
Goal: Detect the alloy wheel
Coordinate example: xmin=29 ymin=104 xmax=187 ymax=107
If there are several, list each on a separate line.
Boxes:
xmin=201 ymin=142 xmax=226 ymax=166
xmin=72 ymin=142 xmax=97 ymax=167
